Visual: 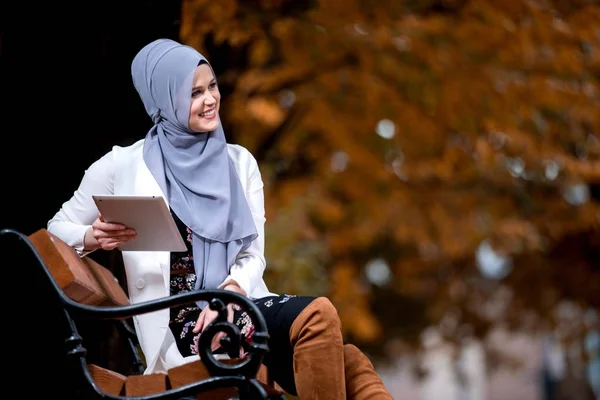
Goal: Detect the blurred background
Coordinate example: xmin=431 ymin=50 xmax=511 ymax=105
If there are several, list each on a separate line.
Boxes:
xmin=1 ymin=0 xmax=599 ymax=399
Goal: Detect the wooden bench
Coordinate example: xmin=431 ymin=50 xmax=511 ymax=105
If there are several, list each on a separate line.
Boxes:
xmin=3 ymin=228 xmax=286 ymax=399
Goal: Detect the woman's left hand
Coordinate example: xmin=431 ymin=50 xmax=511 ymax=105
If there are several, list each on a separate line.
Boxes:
xmin=193 ymin=283 xmax=245 ymax=351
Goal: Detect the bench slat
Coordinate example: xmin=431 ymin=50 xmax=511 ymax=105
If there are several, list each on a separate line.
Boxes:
xmin=88 ymin=364 xmax=126 ymax=395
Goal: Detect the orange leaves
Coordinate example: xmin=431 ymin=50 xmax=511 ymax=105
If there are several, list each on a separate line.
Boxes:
xmin=330 ymin=261 xmax=382 ymax=342
xmin=180 ymin=0 xmax=239 ymax=48
xmin=490 ymin=219 xmax=545 ymax=254
xmin=249 ymin=39 xmax=273 ymax=67
xmin=561 ymin=159 xmax=600 ymax=183
xmin=258 ymin=0 xmax=284 ymax=10
xmin=269 ymin=18 xmax=295 ymax=40
xmin=180 ymin=0 xmax=262 ymax=51
xmin=180 ymin=0 xmax=600 ymax=350
xmin=246 ymin=97 xmax=286 ymax=127
xmin=311 ymin=196 xmax=345 ymax=228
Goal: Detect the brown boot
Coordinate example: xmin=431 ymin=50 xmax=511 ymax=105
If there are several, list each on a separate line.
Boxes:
xmin=289 ymin=297 xmax=346 ymax=400
xmin=344 ymin=344 xmax=394 ymax=399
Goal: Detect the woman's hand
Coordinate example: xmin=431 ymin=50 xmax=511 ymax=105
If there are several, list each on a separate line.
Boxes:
xmin=193 ymin=302 xmax=235 ymax=351
xmin=193 ymin=283 xmax=245 ymax=351
xmin=84 ymin=214 xmax=137 ymax=251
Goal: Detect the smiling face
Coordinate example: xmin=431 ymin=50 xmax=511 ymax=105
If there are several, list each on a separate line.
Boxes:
xmin=188 ymin=63 xmax=220 ymax=133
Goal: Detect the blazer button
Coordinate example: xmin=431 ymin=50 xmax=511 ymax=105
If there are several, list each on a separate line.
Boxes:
xmin=135 ymin=278 xmax=145 ymax=289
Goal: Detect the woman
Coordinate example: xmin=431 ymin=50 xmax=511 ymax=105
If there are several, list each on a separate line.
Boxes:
xmin=47 ymin=38 xmax=392 ymax=400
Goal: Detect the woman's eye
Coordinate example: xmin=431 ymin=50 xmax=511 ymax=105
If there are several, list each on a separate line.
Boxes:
xmin=209 ymin=83 xmax=217 ymax=89
xmin=192 ymin=90 xmax=202 ymax=97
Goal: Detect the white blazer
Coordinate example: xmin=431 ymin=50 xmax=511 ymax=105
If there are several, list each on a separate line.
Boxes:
xmin=47 ymin=139 xmax=276 ymax=374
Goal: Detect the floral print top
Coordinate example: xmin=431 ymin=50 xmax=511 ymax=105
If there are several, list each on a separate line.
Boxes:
xmin=168 ymin=211 xmax=256 ymax=357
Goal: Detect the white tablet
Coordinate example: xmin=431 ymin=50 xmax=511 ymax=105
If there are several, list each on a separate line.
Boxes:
xmin=92 ymin=195 xmax=187 ymax=252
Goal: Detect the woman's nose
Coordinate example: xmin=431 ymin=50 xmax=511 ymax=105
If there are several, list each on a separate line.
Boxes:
xmin=205 ymin=92 xmax=216 ymax=105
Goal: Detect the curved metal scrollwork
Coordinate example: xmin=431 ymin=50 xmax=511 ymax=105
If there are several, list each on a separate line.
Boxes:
xmin=196 ymin=297 xmax=270 ymax=379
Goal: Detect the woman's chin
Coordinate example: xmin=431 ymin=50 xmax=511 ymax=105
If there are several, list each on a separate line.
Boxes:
xmin=190 ymin=120 xmax=219 ymax=133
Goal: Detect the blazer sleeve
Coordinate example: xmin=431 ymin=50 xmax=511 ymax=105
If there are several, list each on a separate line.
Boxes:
xmin=47 ymin=150 xmax=116 ymax=254
xmin=219 ymin=154 xmax=267 ymax=297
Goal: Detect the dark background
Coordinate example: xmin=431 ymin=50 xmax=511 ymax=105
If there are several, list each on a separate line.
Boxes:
xmin=1 ymin=1 xmax=183 ymax=396
xmin=1 ymin=0 xmax=182 ymax=236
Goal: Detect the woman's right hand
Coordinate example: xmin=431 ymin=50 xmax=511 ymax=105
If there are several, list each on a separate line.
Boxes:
xmin=84 ymin=214 xmax=137 ymax=251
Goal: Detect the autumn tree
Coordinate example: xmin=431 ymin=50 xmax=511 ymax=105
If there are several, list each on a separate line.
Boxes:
xmin=180 ymin=0 xmax=600 ymax=363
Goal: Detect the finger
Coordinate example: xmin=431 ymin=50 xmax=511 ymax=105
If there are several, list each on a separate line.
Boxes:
xmin=99 ymin=222 xmax=131 ymax=232
xmin=94 ymin=230 xmax=136 ymax=240
xmin=211 ymin=332 xmax=225 ymax=351
xmin=109 ymin=233 xmax=137 ymax=242
xmin=93 ymin=216 xmax=129 ymax=232
xmin=98 ymin=238 xmax=127 ymax=251
xmin=98 ymin=236 xmax=133 ymax=246
xmin=202 ymin=310 xmax=218 ymax=332
xmin=227 ymin=304 xmax=235 ymax=323
xmin=193 ymin=310 xmax=206 ymax=333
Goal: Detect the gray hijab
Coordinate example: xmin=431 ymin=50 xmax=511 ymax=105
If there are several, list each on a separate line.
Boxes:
xmin=131 ymin=38 xmax=257 ymax=294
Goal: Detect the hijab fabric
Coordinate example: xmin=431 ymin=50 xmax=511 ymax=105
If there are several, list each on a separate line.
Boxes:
xmin=131 ymin=39 xmax=257 ymax=295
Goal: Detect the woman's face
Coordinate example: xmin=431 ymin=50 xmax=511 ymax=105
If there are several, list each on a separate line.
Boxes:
xmin=188 ymin=64 xmax=220 ymax=133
